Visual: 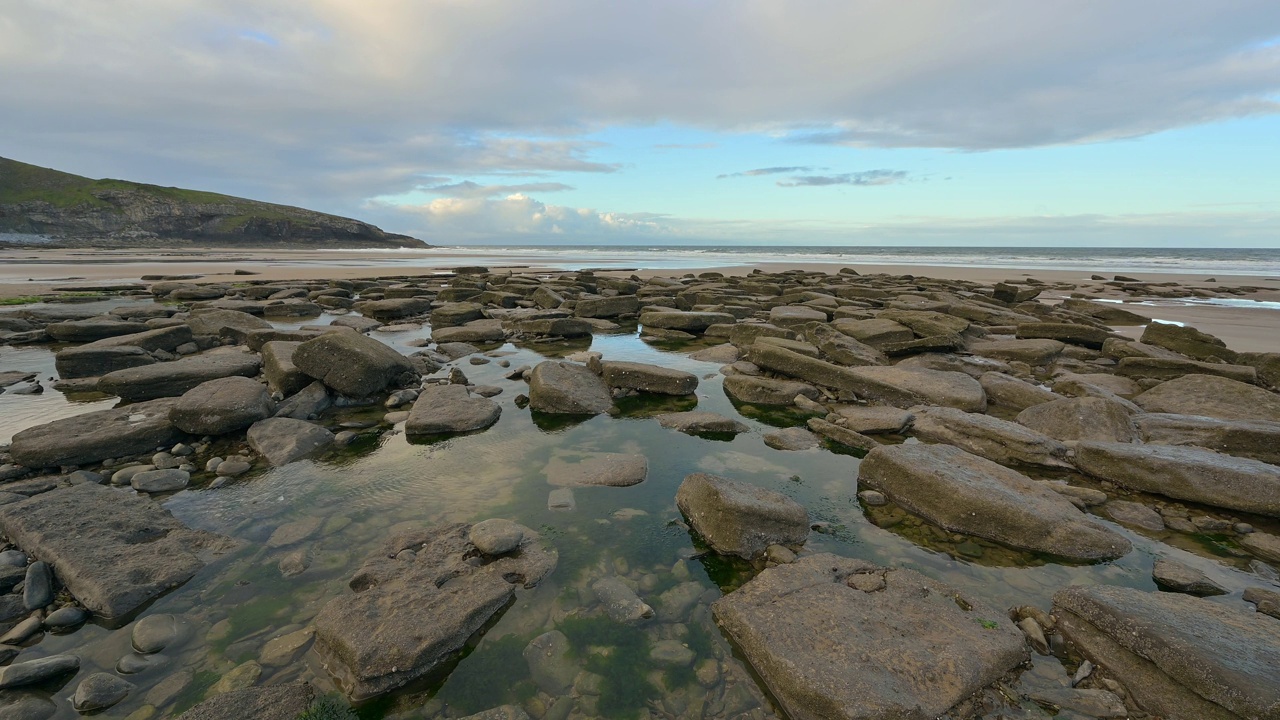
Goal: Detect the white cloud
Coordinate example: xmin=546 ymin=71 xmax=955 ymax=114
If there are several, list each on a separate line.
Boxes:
xmin=379 ymin=193 xmax=669 ymax=242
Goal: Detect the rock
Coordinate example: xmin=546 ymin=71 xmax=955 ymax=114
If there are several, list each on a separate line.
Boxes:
xmin=73 ymin=672 xmax=135 ymax=712
xmin=591 ymin=576 xmax=654 ymax=623
xmin=267 ymin=517 xmax=323 ymax=548
xmin=712 ymin=555 xmax=1027 ymax=720
xmin=210 ymin=660 xmax=262 ymax=695
xmin=432 ymin=319 xmax=506 ymax=344
xmin=54 ymin=345 xmax=156 ymax=379
xmin=968 ymin=338 xmax=1065 ymax=365
xmin=1152 ymin=558 xmax=1227 ymax=596
xmin=246 ymin=418 xmax=335 ymax=466
xmin=88 ymin=323 xmax=194 ymax=352
xmin=831 ymin=317 xmax=914 ymax=347
xmin=1134 ymin=374 xmax=1280 ymax=422
xmin=762 ymin=426 xmax=820 ymax=451
xmin=274 ymin=380 xmax=331 ymax=420
xmin=806 ymin=418 xmax=878 ymax=452
xmin=215 ymin=458 xmax=252 ymax=477
xmin=176 ymin=683 xmax=315 ymax=720
xmin=979 ymin=372 xmax=1059 ymax=410
xmin=404 ymin=384 xmax=501 ymax=435
xmin=688 ymin=343 xmax=739 ymax=363
xmin=1241 ymin=531 xmax=1280 ymax=563
xmin=313 ymin=523 xmax=555 ymax=700
xmin=656 ymin=411 xmax=748 ymax=435
xmin=524 ymin=630 xmax=577 ymax=694
xmin=43 ymin=606 xmax=88 ymax=630
xmin=47 ymin=318 xmax=148 ymax=342
xmin=675 ymin=473 xmax=809 ymax=559
xmin=574 ymin=295 xmax=640 ymax=318
xmin=259 ymin=627 xmax=315 ymax=667
xmin=260 ymin=340 xmax=311 ymax=396
xmin=1245 ymin=587 xmax=1280 ymax=619
xmin=513 ymin=317 xmax=592 ymax=338
xmin=600 ymin=361 xmax=698 ymax=395
xmin=9 ymin=397 xmax=180 ymax=468
xmin=1135 ymin=413 xmax=1280 ymax=465
xmin=1054 ymin=584 xmax=1279 ymax=720
xmin=457 ymin=706 xmax=532 ymax=720
xmin=544 ymin=453 xmax=647 ymax=487
xmin=130 ymin=468 xmax=189 ymax=492
xmin=640 ymin=311 xmax=735 ymax=332
xmin=0 ymin=654 xmax=80 ymax=689
xmin=531 ymin=286 xmax=565 ymax=309
xmin=430 ymin=302 xmax=485 ymax=327
xmin=331 ymin=315 xmax=383 ymax=332
xmin=911 ymin=406 xmax=1073 ymax=469
xmin=858 ymin=444 xmax=1131 ymax=561
xmin=1027 ymin=687 xmax=1128 ymax=718
xmin=1074 ymin=441 xmax=1280 ymax=517
xmin=0 ymin=692 xmax=56 ymax=719
xmin=1015 ymin=397 xmax=1138 ymax=443
xmin=1103 ymin=500 xmax=1165 ymax=532
xmin=527 ymin=361 xmax=612 ymax=414
xmin=1117 ymin=356 xmax=1257 ymax=384
xmin=293 ymin=331 xmax=415 ymax=398
xmin=1061 ymin=298 xmax=1150 ymax=325
xmin=829 ymin=405 xmax=914 ymax=434
xmin=1016 ymin=322 xmax=1111 ymax=349
xmin=804 ymin=323 xmax=887 ymax=366
xmin=1140 ymin=322 xmax=1236 ymax=362
xmin=359 ymin=297 xmax=430 ymax=322
xmin=0 ymin=484 xmax=234 ymax=618
xmin=98 ymin=352 xmax=262 ymax=402
xmin=723 ymin=374 xmax=819 ymax=406
xmin=169 ymin=376 xmax=275 ymax=435
xmin=547 ymin=488 xmax=575 ymax=511
xmin=186 ymin=308 xmax=271 ymax=339
xmin=22 ymin=561 xmax=52 ymax=610
xmin=469 ymin=519 xmax=525 ymax=556
xmin=651 ymin=639 xmax=696 ymax=666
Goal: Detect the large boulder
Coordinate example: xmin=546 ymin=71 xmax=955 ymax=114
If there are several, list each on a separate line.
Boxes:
xmin=1133 ymin=374 xmax=1280 ymax=422
xmin=313 ymin=523 xmax=555 ymax=700
xmin=1074 ymin=441 xmax=1280 ymax=517
xmin=1015 ymin=397 xmax=1138 ymax=443
xmin=1140 ymin=322 xmax=1237 ymax=363
xmin=749 ymin=343 xmax=985 ymax=411
xmin=675 ymin=473 xmax=809 ymax=560
xmin=169 ymin=376 xmax=276 ymax=435
xmin=1135 ymin=413 xmax=1280 ymax=465
xmin=293 ymin=332 xmax=414 ymax=398
xmin=0 ymin=484 xmax=235 ymax=618
xmin=803 ymin=323 xmax=886 ymax=366
xmin=430 ymin=302 xmax=484 ymax=328
xmin=723 ymin=374 xmax=819 ymax=406
xmin=1053 ymin=585 xmax=1280 ymax=720
xmin=405 ymin=384 xmax=501 ymax=435
xmin=712 ymin=555 xmax=1027 ymax=720
xmin=911 ymin=406 xmax=1073 ymax=469
xmin=574 ymin=295 xmax=640 ymax=318
xmin=261 ymin=340 xmax=311 ymax=396
xmin=54 ymin=345 xmax=156 ymax=379
xmin=247 ymin=418 xmax=336 ymax=466
xmin=858 ymin=443 xmax=1131 ymax=561
xmin=527 ymin=361 xmax=612 ymax=415
xmin=98 ymin=351 xmax=262 ymax=402
xmin=600 ymin=361 xmax=698 ymax=395
xmin=9 ymin=397 xmax=180 ymax=468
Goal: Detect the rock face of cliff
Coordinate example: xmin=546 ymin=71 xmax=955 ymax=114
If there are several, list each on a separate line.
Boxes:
xmin=0 ymin=157 xmax=425 ymax=248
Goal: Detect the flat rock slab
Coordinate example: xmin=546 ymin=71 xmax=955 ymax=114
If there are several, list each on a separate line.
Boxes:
xmin=1135 ymin=413 xmax=1280 ymax=465
xmin=1015 ymin=397 xmax=1137 ymax=443
xmin=723 ymin=374 xmax=819 ymax=406
xmin=405 ymin=384 xmax=501 ymax=435
xmin=1134 ymin=374 xmax=1280 ymax=422
xmin=55 ymin=345 xmax=156 ymax=379
xmin=713 ymin=554 xmax=1027 ymax=720
xmin=675 ymin=472 xmax=809 ymax=560
xmin=911 ymin=406 xmax=1072 ymax=469
xmin=98 ymin=352 xmax=262 ymax=402
xmin=169 ymin=376 xmax=276 ymax=435
xmin=527 ymin=361 xmax=612 ymax=415
xmin=314 ymin=523 xmax=555 ymax=700
xmin=9 ymin=397 xmax=181 ymax=468
xmin=177 ymin=683 xmax=315 ymax=720
xmin=1054 ymin=585 xmax=1280 ymax=720
xmin=600 ymin=360 xmax=698 ymax=395
xmin=247 ymin=418 xmax=336 ymax=466
xmin=293 ymin=331 xmax=415 ymax=398
xmin=656 ymin=411 xmax=749 ymax=435
xmin=639 ymin=311 xmax=735 ymax=332
xmin=543 ymin=453 xmax=647 ymax=487
xmin=1074 ymin=441 xmax=1280 ymax=517
xmin=859 ymin=443 xmax=1131 ymax=561
xmin=0 ymin=484 xmax=235 ymax=619
xmin=830 ymin=405 xmax=914 ymax=434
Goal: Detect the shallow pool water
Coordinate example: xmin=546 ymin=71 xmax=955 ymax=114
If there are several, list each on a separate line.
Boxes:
xmin=0 ymin=298 xmax=1274 ymax=720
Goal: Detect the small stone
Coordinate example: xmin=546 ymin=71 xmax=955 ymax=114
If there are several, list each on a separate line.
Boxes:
xmin=23 ymin=561 xmax=53 ymax=610
xmin=0 ymin=550 xmax=26 ymax=567
xmin=132 ymin=614 xmax=185 ymax=654
xmin=209 ymin=660 xmax=261 ymax=695
xmin=267 ymin=517 xmax=323 ymax=548
xmin=548 ymin=488 xmax=575 ymax=511
xmin=469 ymin=519 xmax=525 ymax=556
xmin=1018 ymin=617 xmax=1050 ymax=655
xmin=205 ymin=457 xmax=225 ymax=472
xmin=117 ymin=651 xmax=169 ymax=674
xmin=43 ymin=606 xmax=89 ymax=631
xmin=1152 ymin=558 xmax=1228 ymax=596
xmin=260 ymin=627 xmax=315 ymax=667
xmin=131 ymin=469 xmax=190 ymax=493
xmin=858 ymin=490 xmax=887 ymax=506
xmin=73 ymin=672 xmax=136 ymax=712
xmin=0 ymin=654 xmax=80 ymax=689
xmin=68 ymin=469 xmax=105 ymax=485
xmin=215 ymin=459 xmax=252 ymax=477
xmin=650 ymin=639 xmax=695 ymax=666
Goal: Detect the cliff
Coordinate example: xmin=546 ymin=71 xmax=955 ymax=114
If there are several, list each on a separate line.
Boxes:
xmin=0 ymin=157 xmax=425 ymax=248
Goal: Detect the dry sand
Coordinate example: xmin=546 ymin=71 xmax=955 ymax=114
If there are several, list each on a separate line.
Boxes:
xmin=4 ymin=247 xmax=1279 ymax=353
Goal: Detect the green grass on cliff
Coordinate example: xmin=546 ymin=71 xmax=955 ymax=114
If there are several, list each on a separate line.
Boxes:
xmin=0 ymin=156 xmax=235 ymax=209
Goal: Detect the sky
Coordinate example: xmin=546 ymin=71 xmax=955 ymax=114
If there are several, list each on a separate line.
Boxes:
xmin=2 ymin=1 xmax=1279 ymax=247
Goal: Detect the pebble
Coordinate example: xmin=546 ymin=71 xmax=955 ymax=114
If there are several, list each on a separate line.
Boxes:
xmin=111 ymin=465 xmax=154 ymax=485
xmin=0 ymin=550 xmax=26 ymax=568
xmin=259 ymin=627 xmax=315 ymax=667
xmin=132 ymin=614 xmax=184 ymax=654
xmin=209 ymin=660 xmax=261 ymax=694
xmin=117 ymin=652 xmax=169 ymax=674
xmin=151 ymin=452 xmax=181 ymax=470
xmin=131 ymin=469 xmax=190 ymax=493
xmin=0 ymin=614 xmax=43 ymax=644
xmin=23 ymin=561 xmax=52 ymax=610
xmin=73 ymin=672 xmax=136 ymax=712
xmin=858 ymin=490 xmax=887 ymax=506
xmin=548 ymin=488 xmax=576 ymax=511
xmin=43 ymin=606 xmax=89 ymax=631
xmin=205 ymin=457 xmax=225 ymax=472
xmin=650 ymin=639 xmax=696 ymax=666
xmin=215 ymin=459 xmax=252 ymax=477
xmin=469 ymin=519 xmax=525 ymax=556
xmin=68 ymin=469 xmax=105 ymax=485
xmin=0 ymin=654 xmax=80 ymax=689
xmin=171 ymin=443 xmax=194 ymax=457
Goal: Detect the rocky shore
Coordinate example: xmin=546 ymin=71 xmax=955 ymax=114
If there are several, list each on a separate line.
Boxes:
xmin=0 ymin=265 xmax=1278 ymax=719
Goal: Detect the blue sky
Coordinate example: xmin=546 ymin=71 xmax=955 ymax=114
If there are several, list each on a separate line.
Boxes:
xmin=2 ymin=1 xmax=1279 ymax=246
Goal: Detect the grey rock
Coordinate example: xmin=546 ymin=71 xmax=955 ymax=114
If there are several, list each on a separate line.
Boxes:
xmin=1016 ymin=397 xmax=1138 ymax=443
xmin=762 ymin=426 xmax=820 ymax=451
xmin=1135 ymin=413 xmax=1280 ymax=465
xmin=73 ymin=672 xmax=135 ymax=712
xmin=430 ymin=302 xmax=484 ymax=327
xmin=98 ymin=351 xmax=262 ymax=402
xmin=404 ymin=383 xmax=501 ymax=435
xmin=169 ymin=376 xmax=275 ymax=435
xmin=176 ymin=683 xmax=315 ymax=720
xmin=968 ymin=338 xmax=1066 ymax=365
xmin=132 ymin=613 xmax=187 ymax=653
xmin=274 ymin=380 xmax=331 ymax=420
xmin=469 ymin=519 xmax=525 ymax=556
xmin=1016 ymin=322 xmax=1111 ymax=349
xmin=1134 ymin=374 xmax=1280 ymax=422
xmin=215 ymin=459 xmax=252 ymax=477
xmin=0 ymin=484 xmax=235 ymax=618
xmin=313 ymin=523 xmax=555 ymax=700
xmin=457 ymin=706 xmax=532 ymax=720
xmin=859 ymin=443 xmax=1131 ymax=561
xmin=1242 ymin=531 xmax=1280 ymax=563
xmin=22 ymin=561 xmax=53 ymax=610
xmin=601 ymin=361 xmax=698 ymax=395
xmin=9 ymin=397 xmax=180 ymax=468
xmin=650 ymin=639 xmax=696 ymax=666
xmin=806 ymin=418 xmax=875 ymax=452
xmin=1117 ymin=356 xmax=1257 ymax=384
xmin=1140 ymin=322 xmax=1236 ymax=362
xmin=247 ymin=418 xmax=335 ymax=466
xmin=830 ymin=405 xmax=914 ymax=434
xmin=0 ymin=654 xmax=80 ymax=689
xmin=547 ymin=488 xmax=575 ymax=511
xmin=131 ymin=468 xmax=190 ymax=492
xmin=1075 ymin=441 xmax=1280 ymax=517
xmin=261 ymin=340 xmax=312 ymax=396
xmin=293 ymin=331 xmax=415 ymax=397
xmin=524 ymin=630 xmax=577 ymax=694
xmin=43 ymin=606 xmax=88 ymax=630
xmin=0 ymin=691 xmax=56 ymax=719
xmin=656 ymin=411 xmax=749 ymax=435
xmin=87 ymin=323 xmax=193 ymax=352
xmin=723 ymin=374 xmax=819 ymax=406
xmin=830 ymin=317 xmax=914 ymax=347
xmin=675 ymin=472 xmax=809 ymax=560
xmin=1027 ymin=687 xmax=1128 ymax=718
xmin=1103 ymin=500 xmax=1166 ymax=532
xmin=591 ymin=576 xmax=654 ymax=624
xmin=185 ymin=308 xmax=271 ymax=339
xmin=527 ymin=361 xmax=612 ymax=415
xmin=712 ymin=555 xmax=1027 ymax=720
xmin=804 ymin=323 xmax=888 ymax=366
xmin=911 ymin=405 xmax=1073 ymax=469
xmin=54 ymin=345 xmax=156 ymax=379
xmin=47 ymin=318 xmax=148 ymax=342
xmin=979 ymin=371 xmax=1058 ymax=410
xmin=1152 ymin=558 xmax=1227 ymax=596
xmin=640 ymin=311 xmax=734 ymax=332
xmin=1054 ymin=584 xmax=1279 ymax=720
xmin=544 ymin=453 xmax=647 ymax=487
